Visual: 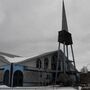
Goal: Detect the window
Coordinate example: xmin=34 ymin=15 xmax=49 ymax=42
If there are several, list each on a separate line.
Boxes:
xmin=46 ymin=74 xmax=50 ymax=80
xmin=51 ymin=55 xmax=57 ymax=70
xmin=36 ymin=59 xmax=42 ymax=68
xmin=44 ymin=58 xmax=49 ymax=69
xmin=51 ymin=54 xmax=61 ymax=70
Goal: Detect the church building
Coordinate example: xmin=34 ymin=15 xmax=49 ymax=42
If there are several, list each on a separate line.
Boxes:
xmin=0 ymin=0 xmax=79 ymax=87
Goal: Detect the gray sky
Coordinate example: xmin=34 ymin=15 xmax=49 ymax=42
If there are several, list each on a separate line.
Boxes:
xmin=0 ymin=0 xmax=90 ymax=70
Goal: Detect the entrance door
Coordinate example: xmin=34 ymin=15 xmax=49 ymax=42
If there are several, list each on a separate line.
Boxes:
xmin=13 ymin=70 xmax=23 ymax=87
xmin=3 ymin=70 xmax=9 ymax=86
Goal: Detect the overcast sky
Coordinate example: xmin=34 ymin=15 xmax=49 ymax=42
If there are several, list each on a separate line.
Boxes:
xmin=0 ymin=0 xmax=90 ymax=70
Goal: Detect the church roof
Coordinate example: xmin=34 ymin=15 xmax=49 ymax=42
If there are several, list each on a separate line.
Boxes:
xmin=0 ymin=52 xmax=20 ymax=58
xmin=0 ymin=50 xmax=64 ymax=64
xmin=0 ymin=55 xmax=10 ymax=67
xmin=17 ymin=50 xmax=64 ymax=64
xmin=0 ymin=52 xmax=20 ymax=66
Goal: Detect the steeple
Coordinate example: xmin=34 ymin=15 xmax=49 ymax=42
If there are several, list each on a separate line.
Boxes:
xmin=62 ymin=0 xmax=68 ymax=31
xmin=58 ymin=0 xmax=73 ymax=45
xmin=55 ymin=0 xmax=77 ymax=85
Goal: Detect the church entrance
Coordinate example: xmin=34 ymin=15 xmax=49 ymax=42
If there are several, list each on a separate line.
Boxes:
xmin=3 ymin=70 xmax=9 ymax=86
xmin=13 ymin=70 xmax=23 ymax=87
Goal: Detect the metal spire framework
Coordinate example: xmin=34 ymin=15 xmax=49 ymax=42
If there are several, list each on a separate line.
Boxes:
xmin=55 ymin=0 xmax=77 ymax=85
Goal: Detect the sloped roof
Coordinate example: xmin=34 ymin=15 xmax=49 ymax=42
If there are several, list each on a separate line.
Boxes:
xmin=0 ymin=52 xmax=20 ymax=66
xmin=0 ymin=50 xmax=64 ymax=65
xmin=0 ymin=55 xmax=10 ymax=67
xmin=0 ymin=52 xmax=20 ymax=58
xmin=17 ymin=50 xmax=64 ymax=64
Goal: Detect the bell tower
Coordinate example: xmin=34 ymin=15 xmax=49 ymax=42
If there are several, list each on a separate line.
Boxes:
xmin=55 ymin=0 xmax=77 ymax=84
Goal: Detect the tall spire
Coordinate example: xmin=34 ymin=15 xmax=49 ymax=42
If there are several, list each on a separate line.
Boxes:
xmin=62 ymin=0 xmax=68 ymax=31
xmin=56 ymin=0 xmax=77 ymax=86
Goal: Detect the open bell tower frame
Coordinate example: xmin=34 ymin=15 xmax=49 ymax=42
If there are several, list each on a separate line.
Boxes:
xmin=55 ymin=0 xmax=77 ymax=85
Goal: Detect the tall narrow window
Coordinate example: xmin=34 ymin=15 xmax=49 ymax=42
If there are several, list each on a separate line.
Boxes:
xmin=51 ymin=55 xmax=57 ymax=70
xmin=36 ymin=59 xmax=41 ymax=68
xmin=44 ymin=58 xmax=49 ymax=69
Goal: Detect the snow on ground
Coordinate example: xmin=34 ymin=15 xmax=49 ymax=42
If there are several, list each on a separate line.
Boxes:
xmin=0 ymin=85 xmax=8 ymax=87
xmin=0 ymin=86 xmax=81 ymax=90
